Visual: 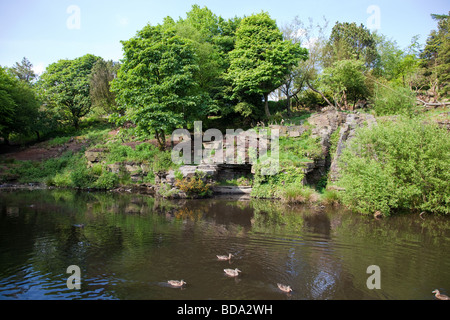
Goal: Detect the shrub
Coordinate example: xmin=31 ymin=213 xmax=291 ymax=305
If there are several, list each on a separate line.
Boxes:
xmin=94 ymin=171 xmax=119 ymax=189
xmin=70 ymin=165 xmax=95 ymax=188
xmin=372 ymin=83 xmax=417 ymax=116
xmin=320 ymin=189 xmax=341 ymax=206
xmin=175 ymin=173 xmax=212 ymax=198
xmin=280 ymin=184 xmax=316 ymax=204
xmin=337 ymin=117 xmax=450 ymax=216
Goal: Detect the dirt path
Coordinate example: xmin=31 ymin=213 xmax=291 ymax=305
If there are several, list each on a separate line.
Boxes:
xmin=0 ymin=139 xmax=88 ymax=162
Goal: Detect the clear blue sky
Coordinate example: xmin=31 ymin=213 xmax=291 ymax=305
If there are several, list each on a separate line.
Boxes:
xmin=0 ymin=0 xmax=448 ymax=74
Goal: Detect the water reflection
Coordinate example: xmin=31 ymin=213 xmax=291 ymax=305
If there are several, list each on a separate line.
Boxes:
xmin=0 ymin=189 xmax=449 ymax=300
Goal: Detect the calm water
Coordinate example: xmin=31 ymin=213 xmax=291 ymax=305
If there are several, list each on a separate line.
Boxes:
xmin=0 ymin=189 xmax=449 ymax=300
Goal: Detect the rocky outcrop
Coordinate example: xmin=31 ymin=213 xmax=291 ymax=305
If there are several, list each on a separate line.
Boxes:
xmin=328 ymin=112 xmax=377 ymax=182
xmin=298 ymin=108 xmax=377 ymax=186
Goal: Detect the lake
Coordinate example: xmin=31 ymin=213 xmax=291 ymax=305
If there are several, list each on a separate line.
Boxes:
xmin=0 ymin=189 xmax=449 ymax=300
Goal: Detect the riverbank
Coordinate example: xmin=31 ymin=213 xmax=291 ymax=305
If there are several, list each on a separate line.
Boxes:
xmin=1 ymin=107 xmax=449 ymax=217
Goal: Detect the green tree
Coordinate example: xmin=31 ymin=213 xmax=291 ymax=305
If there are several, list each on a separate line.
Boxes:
xmin=320 ymin=59 xmax=369 ymax=110
xmin=373 ymin=33 xmax=421 ymax=89
xmin=325 ymin=22 xmax=378 ymax=69
xmin=226 ymin=12 xmax=307 ymax=118
xmin=420 ymin=12 xmax=450 ymax=98
xmin=10 ymin=57 xmax=36 ymax=84
xmin=0 ymin=67 xmax=40 ymax=144
xmin=39 ymin=54 xmax=101 ymax=129
xmin=111 ymin=22 xmax=204 ymax=150
xmin=281 ymin=16 xmax=330 ymax=113
xmin=90 ymin=59 xmax=120 ymax=114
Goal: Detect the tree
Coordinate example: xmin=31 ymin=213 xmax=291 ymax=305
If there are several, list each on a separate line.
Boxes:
xmin=325 ymin=22 xmax=378 ymax=69
xmin=0 ymin=67 xmax=40 ymax=144
xmin=111 ymin=22 xmax=204 ymax=150
xmin=420 ymin=12 xmax=450 ymax=99
xmin=39 ymin=54 xmax=100 ymax=129
xmin=373 ymin=33 xmax=421 ymax=89
xmin=280 ymin=16 xmax=329 ymax=113
xmin=90 ymin=59 xmax=120 ymax=114
xmin=10 ymin=57 xmax=36 ymax=84
xmin=320 ymin=59 xmax=369 ymax=110
xmin=226 ymin=12 xmax=307 ymax=118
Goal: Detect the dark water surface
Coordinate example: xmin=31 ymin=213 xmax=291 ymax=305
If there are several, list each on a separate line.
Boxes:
xmin=0 ymin=189 xmax=449 ymax=300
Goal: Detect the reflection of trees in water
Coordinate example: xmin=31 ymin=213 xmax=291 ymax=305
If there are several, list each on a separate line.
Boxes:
xmin=2 ymin=190 xmax=448 ymax=299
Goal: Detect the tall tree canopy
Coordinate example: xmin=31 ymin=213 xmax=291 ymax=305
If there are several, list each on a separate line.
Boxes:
xmin=325 ymin=22 xmax=378 ymax=69
xmin=90 ymin=59 xmax=120 ymax=114
xmin=111 ymin=21 xmax=206 ymax=149
xmin=9 ymin=57 xmax=36 ymax=84
xmin=39 ymin=54 xmax=101 ymax=129
xmin=0 ymin=67 xmax=40 ymax=143
xmin=421 ymin=12 xmax=450 ymax=97
xmin=226 ymin=12 xmax=308 ymax=118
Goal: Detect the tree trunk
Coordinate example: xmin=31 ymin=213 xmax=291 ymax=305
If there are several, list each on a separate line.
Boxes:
xmin=264 ymin=93 xmax=271 ymax=118
xmin=285 ymin=91 xmax=292 ymax=116
xmin=35 ymin=131 xmax=40 ymax=142
xmin=155 ymin=130 xmax=166 ymax=151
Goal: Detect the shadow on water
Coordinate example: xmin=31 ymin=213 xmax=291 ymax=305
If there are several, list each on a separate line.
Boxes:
xmin=0 ymin=189 xmax=449 ymax=300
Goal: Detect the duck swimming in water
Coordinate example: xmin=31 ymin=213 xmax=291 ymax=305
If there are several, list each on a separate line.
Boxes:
xmin=432 ymin=289 xmax=449 ymax=300
xmin=168 ymin=280 xmax=186 ymax=287
xmin=277 ymin=283 xmax=293 ymax=293
xmin=224 ymin=268 xmax=241 ymax=277
xmin=217 ymin=253 xmax=233 ymax=261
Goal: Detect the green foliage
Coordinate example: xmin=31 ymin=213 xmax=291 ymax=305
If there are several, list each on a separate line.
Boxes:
xmin=320 ymin=189 xmax=341 ymax=206
xmin=320 ymin=59 xmax=370 ymax=110
xmin=111 ymin=21 xmax=206 ymax=150
xmin=38 ymin=54 xmax=101 ymax=129
xmin=9 ymin=151 xmax=72 ymax=183
xmin=175 ymin=172 xmax=212 ymax=198
xmin=326 ymin=22 xmax=378 ymax=69
xmin=0 ymin=66 xmax=40 ymax=142
xmin=94 ymin=170 xmax=119 ymax=190
xmin=337 ymin=117 xmax=450 ymax=216
xmin=373 ymin=33 xmax=420 ymax=87
xmin=90 ymin=59 xmax=120 ymax=114
xmin=372 ymin=83 xmax=417 ymax=116
xmin=9 ymin=57 xmax=36 ymax=84
xmin=420 ymin=12 xmax=450 ymax=96
xmin=226 ymin=12 xmax=308 ymax=118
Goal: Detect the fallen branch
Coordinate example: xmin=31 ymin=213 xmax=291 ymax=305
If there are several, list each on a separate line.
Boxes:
xmin=416 ymin=98 xmax=450 ymax=107
xmin=306 ymin=80 xmax=336 ymax=109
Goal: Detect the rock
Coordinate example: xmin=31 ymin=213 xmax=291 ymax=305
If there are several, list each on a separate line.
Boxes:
xmin=328 ymin=112 xmax=377 ymax=182
xmin=212 ymin=186 xmax=252 ymax=194
xmin=85 ymin=148 xmax=106 ymax=163
xmin=106 ymin=163 xmax=122 ymax=174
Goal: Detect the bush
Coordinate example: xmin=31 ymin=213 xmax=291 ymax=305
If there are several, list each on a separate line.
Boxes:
xmin=280 ymin=184 xmax=316 ymax=204
xmin=175 ymin=172 xmax=212 ymax=198
xmin=372 ymin=83 xmax=417 ymax=116
xmin=320 ymin=189 xmax=341 ymax=206
xmin=94 ymin=171 xmax=119 ymax=189
xmin=337 ymin=117 xmax=450 ymax=216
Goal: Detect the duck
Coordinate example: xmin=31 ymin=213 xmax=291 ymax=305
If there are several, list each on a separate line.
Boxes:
xmin=168 ymin=280 xmax=186 ymax=287
xmin=217 ymin=253 xmax=233 ymax=261
xmin=373 ymin=211 xmax=383 ymax=219
xmin=432 ymin=289 xmax=450 ymax=300
xmin=224 ymin=268 xmax=241 ymax=277
xmin=277 ymin=283 xmax=293 ymax=293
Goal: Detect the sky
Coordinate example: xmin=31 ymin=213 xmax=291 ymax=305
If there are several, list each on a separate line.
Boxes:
xmin=0 ymin=0 xmax=448 ymax=75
